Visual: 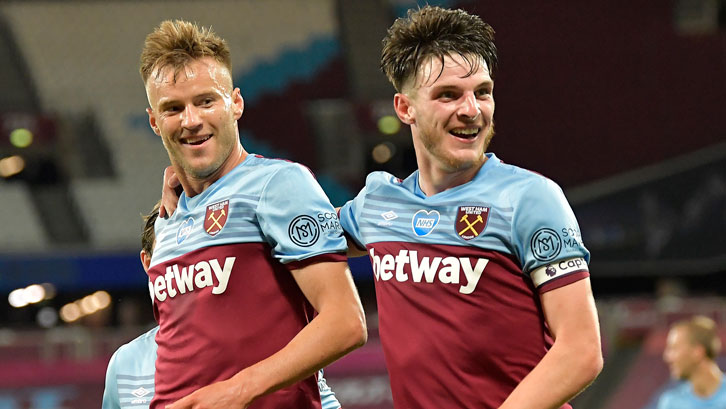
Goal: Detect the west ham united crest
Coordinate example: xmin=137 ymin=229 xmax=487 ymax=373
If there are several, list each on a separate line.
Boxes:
xmin=455 ymin=205 xmax=490 ymax=240
xmin=204 ymin=200 xmax=229 ymax=237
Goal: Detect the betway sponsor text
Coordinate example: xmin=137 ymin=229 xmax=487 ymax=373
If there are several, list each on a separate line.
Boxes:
xmin=150 ymin=257 xmax=235 ymax=302
xmin=369 ymin=248 xmax=485 ymax=295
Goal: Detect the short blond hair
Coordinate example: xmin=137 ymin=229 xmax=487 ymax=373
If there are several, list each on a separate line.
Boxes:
xmin=673 ymin=316 xmax=722 ymax=360
xmin=139 ymin=20 xmax=231 ymax=84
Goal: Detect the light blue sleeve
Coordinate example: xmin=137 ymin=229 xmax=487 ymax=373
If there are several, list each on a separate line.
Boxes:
xmin=655 ymin=391 xmax=675 ymax=409
xmin=257 ymin=164 xmax=347 ymax=264
xmin=512 ymin=176 xmax=590 ymax=274
xmin=338 ymin=184 xmax=368 ymax=250
xmin=318 ymin=369 xmax=341 ymax=409
xmin=101 ymin=351 xmax=122 ymax=409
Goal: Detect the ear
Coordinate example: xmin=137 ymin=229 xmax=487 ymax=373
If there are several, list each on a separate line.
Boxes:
xmin=393 ymin=93 xmax=415 ymax=125
xmin=232 ymin=88 xmax=244 ymax=120
xmin=140 ymin=250 xmax=152 ymax=273
xmin=693 ymin=344 xmax=708 ymax=360
xmin=147 ymin=107 xmax=161 ymax=136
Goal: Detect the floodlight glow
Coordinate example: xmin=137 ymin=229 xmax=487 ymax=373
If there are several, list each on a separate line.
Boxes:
xmin=37 ymin=307 xmax=58 ymax=328
xmin=377 ymin=115 xmax=401 ymax=135
xmin=372 ymin=142 xmax=396 ymax=164
xmin=41 ymin=283 xmax=56 ymax=300
xmin=93 ymin=291 xmax=111 ymax=309
xmin=8 ymin=289 xmax=28 ymax=308
xmin=24 ymin=284 xmax=45 ymax=304
xmin=9 ymin=128 xmax=33 ymax=148
xmin=79 ymin=297 xmax=96 ymax=314
xmin=0 ymin=156 xmax=25 ymax=178
xmin=60 ymin=303 xmax=81 ymax=322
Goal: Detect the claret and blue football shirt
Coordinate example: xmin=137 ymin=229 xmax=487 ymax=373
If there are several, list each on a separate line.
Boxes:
xmin=148 ymin=154 xmax=347 ymax=409
xmin=102 ymin=324 xmax=341 ymax=409
xmin=339 ymin=152 xmax=590 ymax=408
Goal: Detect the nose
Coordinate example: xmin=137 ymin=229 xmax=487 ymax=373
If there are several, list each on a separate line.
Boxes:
xmin=458 ymin=93 xmax=480 ymax=120
xmin=180 ymin=104 xmax=202 ymax=130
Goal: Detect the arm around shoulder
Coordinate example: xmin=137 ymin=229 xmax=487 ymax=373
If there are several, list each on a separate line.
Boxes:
xmin=237 ymin=259 xmax=367 ymax=402
xmin=166 ymin=260 xmax=366 ymax=409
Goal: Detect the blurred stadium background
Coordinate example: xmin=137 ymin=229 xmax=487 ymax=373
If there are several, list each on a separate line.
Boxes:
xmin=0 ymin=0 xmax=724 ymax=408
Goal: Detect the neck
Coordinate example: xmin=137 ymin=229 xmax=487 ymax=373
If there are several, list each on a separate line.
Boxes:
xmin=690 ymin=361 xmax=723 ymax=398
xmin=179 ymin=144 xmax=247 ymax=197
xmin=416 ymin=154 xmax=486 ymax=196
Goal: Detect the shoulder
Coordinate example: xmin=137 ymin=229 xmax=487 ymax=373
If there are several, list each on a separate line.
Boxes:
xmin=114 ymin=326 xmax=158 ymax=360
xmin=250 ymin=156 xmax=319 ymax=187
xmin=249 ymin=155 xmax=313 ymax=176
xmin=217 ymin=155 xmax=315 ymax=193
xmin=483 ymin=160 xmax=568 ymax=214
xmin=494 ymin=160 xmax=561 ymax=197
xmin=366 ymin=170 xmax=402 ymax=185
xmin=657 ymin=383 xmax=691 ymax=408
xmin=363 ymin=170 xmax=409 ymax=194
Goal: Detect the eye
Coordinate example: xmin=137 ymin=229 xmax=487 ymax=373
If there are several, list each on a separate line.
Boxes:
xmin=201 ymin=97 xmax=214 ymax=106
xmin=438 ymin=91 xmax=456 ymax=100
xmin=476 ymin=88 xmax=492 ymax=98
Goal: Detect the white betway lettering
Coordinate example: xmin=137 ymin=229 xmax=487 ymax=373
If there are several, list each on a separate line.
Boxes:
xmin=153 ymin=257 xmax=235 ymax=301
xmin=370 ymin=249 xmax=486 ymax=295
xmin=208 ymin=258 xmax=234 ymax=294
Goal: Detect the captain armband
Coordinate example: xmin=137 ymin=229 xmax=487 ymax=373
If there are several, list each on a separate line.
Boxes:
xmin=530 ymin=257 xmax=588 ymax=288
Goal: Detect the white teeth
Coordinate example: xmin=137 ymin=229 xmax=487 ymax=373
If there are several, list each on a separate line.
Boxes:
xmin=184 ymin=135 xmax=211 ymax=144
xmin=451 ymin=128 xmax=479 ymax=136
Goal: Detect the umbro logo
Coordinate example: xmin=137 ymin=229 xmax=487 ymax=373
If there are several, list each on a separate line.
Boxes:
xmin=378 ymin=210 xmax=398 ymax=226
xmin=132 ymin=387 xmax=150 ymax=398
xmin=382 ymin=211 xmax=397 ymax=221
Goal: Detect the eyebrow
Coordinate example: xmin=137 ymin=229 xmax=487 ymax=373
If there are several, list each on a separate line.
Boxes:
xmin=156 ymin=99 xmax=180 ymax=112
xmin=156 ymin=92 xmax=219 ymax=111
xmin=429 ymin=80 xmax=494 ymax=94
xmin=436 ymin=79 xmax=493 ymax=89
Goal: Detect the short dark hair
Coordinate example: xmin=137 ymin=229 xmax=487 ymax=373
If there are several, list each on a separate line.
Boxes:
xmin=141 ymin=200 xmax=161 ymax=257
xmin=381 ymin=6 xmax=498 ymax=92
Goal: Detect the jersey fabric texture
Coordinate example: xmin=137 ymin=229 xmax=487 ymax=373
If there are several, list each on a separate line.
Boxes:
xmin=148 ymin=155 xmax=347 ymax=409
xmin=657 ymin=378 xmax=726 ymax=409
xmin=102 ymin=327 xmax=158 ymax=409
xmin=318 ymin=369 xmax=341 ymax=409
xmin=339 ymin=153 xmax=590 ymax=408
xmin=102 ymin=325 xmax=341 ymax=409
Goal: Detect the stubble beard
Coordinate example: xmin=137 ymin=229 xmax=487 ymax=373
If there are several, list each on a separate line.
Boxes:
xmin=168 ymin=133 xmax=237 ymax=181
xmin=420 ymin=124 xmax=495 ymax=172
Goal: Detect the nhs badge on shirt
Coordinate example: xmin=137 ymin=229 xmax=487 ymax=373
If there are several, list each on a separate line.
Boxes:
xmin=412 ymin=209 xmax=440 ymax=236
xmin=177 ymin=217 xmax=195 ymax=244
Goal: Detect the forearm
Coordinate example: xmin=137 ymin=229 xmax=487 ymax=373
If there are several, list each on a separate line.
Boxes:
xmin=230 ymin=297 xmax=367 ymax=403
xmin=499 ymin=338 xmax=602 ymax=409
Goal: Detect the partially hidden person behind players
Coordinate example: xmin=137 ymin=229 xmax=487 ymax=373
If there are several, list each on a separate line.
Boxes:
xmin=656 ymin=316 xmax=726 ymax=409
xmin=139 ymin=20 xmax=366 ymax=409
xmin=101 ymin=203 xmax=344 ymax=409
xmin=337 ymin=6 xmax=603 ymax=408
